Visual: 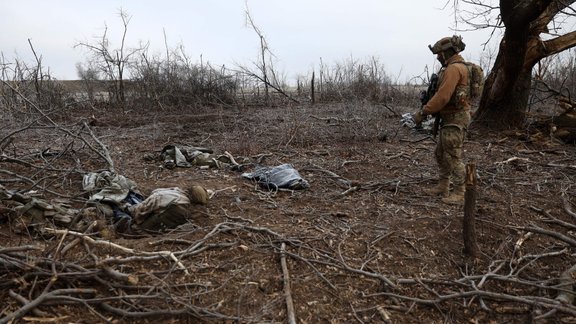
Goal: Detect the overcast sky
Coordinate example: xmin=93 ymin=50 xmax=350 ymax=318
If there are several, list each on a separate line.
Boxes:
xmin=1 ymin=1 xmax=497 ymax=83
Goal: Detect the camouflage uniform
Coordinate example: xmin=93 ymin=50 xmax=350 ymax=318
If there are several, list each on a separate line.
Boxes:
xmin=421 ymin=36 xmax=471 ymax=204
xmin=434 ymin=110 xmax=471 ymax=186
xmin=128 ymin=187 xmax=207 ymax=232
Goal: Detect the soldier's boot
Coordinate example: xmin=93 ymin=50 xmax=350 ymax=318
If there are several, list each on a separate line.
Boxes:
xmin=442 ymin=184 xmax=466 ymax=205
xmin=424 ymin=179 xmax=450 ymax=197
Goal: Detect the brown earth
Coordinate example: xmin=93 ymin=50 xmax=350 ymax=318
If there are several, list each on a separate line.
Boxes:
xmin=1 ymin=102 xmax=575 ymax=323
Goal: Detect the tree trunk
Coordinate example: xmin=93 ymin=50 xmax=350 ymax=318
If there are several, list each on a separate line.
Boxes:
xmin=473 ymin=0 xmax=576 ymax=130
xmin=475 ymin=59 xmax=533 ymax=129
xmin=474 ymin=27 xmax=534 ymax=129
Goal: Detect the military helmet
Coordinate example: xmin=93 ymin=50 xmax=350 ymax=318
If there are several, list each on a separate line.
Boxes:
xmin=429 ymin=35 xmax=466 ymax=54
xmin=186 ymin=184 xmax=208 ymax=205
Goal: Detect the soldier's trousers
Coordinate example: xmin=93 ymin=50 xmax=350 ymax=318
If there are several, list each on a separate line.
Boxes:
xmin=435 ymin=111 xmax=471 ymax=185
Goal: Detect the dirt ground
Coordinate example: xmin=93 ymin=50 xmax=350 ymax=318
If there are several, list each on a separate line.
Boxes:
xmin=1 ymin=101 xmax=576 ymax=323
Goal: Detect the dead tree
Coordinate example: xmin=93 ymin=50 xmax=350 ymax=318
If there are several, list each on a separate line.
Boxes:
xmin=456 ymin=0 xmax=576 ymax=129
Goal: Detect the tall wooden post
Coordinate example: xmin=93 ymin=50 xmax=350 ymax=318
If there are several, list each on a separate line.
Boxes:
xmin=311 ymin=71 xmax=315 ymax=105
xmin=463 ymin=163 xmax=479 ymax=257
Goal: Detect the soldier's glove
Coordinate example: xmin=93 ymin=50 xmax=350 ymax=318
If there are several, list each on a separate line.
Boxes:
xmin=413 ymin=110 xmax=424 ymax=126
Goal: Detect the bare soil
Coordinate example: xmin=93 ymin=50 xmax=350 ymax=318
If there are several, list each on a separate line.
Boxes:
xmin=1 ymin=102 xmax=575 ymax=323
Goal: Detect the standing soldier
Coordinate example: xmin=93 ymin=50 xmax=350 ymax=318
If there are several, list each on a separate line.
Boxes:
xmin=413 ymin=35 xmax=472 ymax=205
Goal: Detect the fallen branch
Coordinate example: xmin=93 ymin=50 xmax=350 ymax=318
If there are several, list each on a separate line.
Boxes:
xmin=510 ymin=225 xmax=576 ymax=247
xmin=280 ymin=243 xmax=297 ymax=324
xmin=283 ymin=249 xmax=337 ymax=290
xmin=1 ymin=288 xmax=96 ymax=324
xmin=81 ymin=121 xmax=115 ymax=173
xmin=43 ymin=228 xmax=189 ymax=274
xmin=308 ymin=164 xmax=352 ymax=189
xmin=546 ymin=162 xmax=576 ymax=169
xmin=561 ymin=194 xmax=576 ymax=221
xmin=366 ymin=288 xmax=576 ymax=316
xmin=494 ymin=157 xmax=531 ymax=165
xmin=556 ymin=264 xmax=576 ymax=304
xmin=7 ymin=290 xmax=49 ymax=317
xmin=286 ymin=245 xmax=396 ymax=288
xmin=529 ymin=205 xmax=576 ymax=230
xmin=223 ymin=151 xmax=240 ymax=166
xmin=98 ymin=301 xmax=243 ymax=321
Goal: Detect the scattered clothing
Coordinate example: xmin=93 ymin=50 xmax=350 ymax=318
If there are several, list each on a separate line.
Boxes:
xmin=127 ymin=187 xmax=208 ymax=232
xmin=83 ymin=170 xmax=140 ymax=205
xmin=160 ymin=145 xmax=232 ymax=169
xmin=83 ymin=170 xmax=144 ymax=231
xmin=242 ymin=164 xmax=310 ymax=190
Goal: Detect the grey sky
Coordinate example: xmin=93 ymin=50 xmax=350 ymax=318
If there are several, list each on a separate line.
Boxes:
xmin=1 ymin=1 xmax=496 ymax=83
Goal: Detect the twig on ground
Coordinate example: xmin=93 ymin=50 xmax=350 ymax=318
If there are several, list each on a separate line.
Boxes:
xmin=280 ymin=242 xmax=297 ymax=324
xmin=509 ymin=224 xmax=576 ymax=247
xmin=81 ymin=121 xmax=115 ymax=172
xmin=561 ymin=194 xmax=576 ymax=221
xmin=307 ymin=164 xmax=352 ymax=188
xmin=530 ymin=205 xmax=576 ymax=230
xmin=43 ymin=228 xmax=189 ymax=274
xmin=556 ymin=264 xmax=576 ymax=305
xmin=2 ymin=288 xmax=96 ymax=324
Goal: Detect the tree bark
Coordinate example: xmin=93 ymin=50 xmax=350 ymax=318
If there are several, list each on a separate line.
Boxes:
xmin=474 ymin=0 xmax=535 ymax=129
xmin=473 ymin=0 xmax=576 ymax=130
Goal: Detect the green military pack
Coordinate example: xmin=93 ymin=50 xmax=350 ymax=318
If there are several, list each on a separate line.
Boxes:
xmin=463 ymin=62 xmax=484 ymax=99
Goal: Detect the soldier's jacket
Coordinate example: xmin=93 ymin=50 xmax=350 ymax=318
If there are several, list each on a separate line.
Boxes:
xmin=128 ymin=187 xmax=205 ymax=231
xmin=83 ymin=171 xmax=140 ymax=206
xmin=423 ymin=54 xmax=470 ymax=118
xmin=160 ymin=145 xmax=232 ymax=169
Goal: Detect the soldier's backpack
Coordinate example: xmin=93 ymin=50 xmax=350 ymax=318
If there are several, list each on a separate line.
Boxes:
xmin=463 ymin=62 xmax=484 ymax=99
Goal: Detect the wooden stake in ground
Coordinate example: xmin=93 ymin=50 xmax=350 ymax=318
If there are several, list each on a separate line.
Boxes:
xmin=463 ymin=163 xmax=479 ymax=257
xmin=310 ymin=71 xmax=316 ymax=105
xmin=280 ymin=242 xmax=297 ymax=324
